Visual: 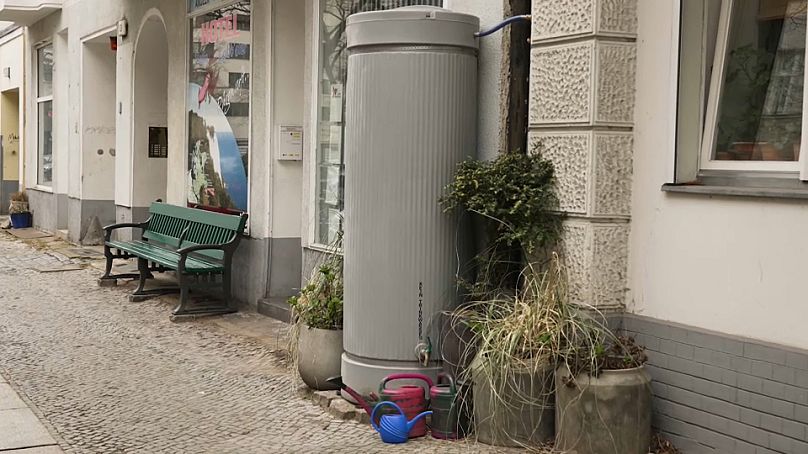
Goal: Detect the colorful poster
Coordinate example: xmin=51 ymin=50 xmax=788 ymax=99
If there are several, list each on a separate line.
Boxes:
xmin=187 ymin=1 xmax=251 ymax=213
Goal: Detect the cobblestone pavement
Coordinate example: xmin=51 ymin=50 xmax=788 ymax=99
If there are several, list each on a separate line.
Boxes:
xmin=0 ymin=235 xmax=521 ymax=453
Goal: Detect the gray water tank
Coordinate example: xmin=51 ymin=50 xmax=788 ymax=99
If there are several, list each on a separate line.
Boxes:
xmin=342 ymin=6 xmax=479 ymax=396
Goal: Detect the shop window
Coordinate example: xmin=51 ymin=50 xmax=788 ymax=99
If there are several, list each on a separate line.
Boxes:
xmin=676 ymin=0 xmax=808 ymax=185
xmin=313 ymin=0 xmax=443 ymax=246
xmin=187 ymin=0 xmax=251 ymax=214
xmin=36 ymin=44 xmax=54 ymax=186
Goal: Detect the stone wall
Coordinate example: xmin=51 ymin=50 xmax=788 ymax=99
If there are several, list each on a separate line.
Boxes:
xmin=528 ymin=0 xmax=636 ymax=308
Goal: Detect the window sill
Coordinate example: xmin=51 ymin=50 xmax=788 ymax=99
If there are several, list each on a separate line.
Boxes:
xmin=29 ymin=185 xmax=53 ymax=194
xmin=661 ymin=183 xmax=808 ymax=200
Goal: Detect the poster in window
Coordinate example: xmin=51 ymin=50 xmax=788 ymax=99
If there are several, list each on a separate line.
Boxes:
xmin=187 ymin=0 xmax=251 ymax=213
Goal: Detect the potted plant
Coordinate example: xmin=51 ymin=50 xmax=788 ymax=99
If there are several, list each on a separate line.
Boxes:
xmin=288 ymin=232 xmax=344 ymax=391
xmin=8 ymin=191 xmax=31 ymax=229
xmin=440 ymin=151 xmax=563 ymax=447
xmin=555 ymin=335 xmax=652 ymax=454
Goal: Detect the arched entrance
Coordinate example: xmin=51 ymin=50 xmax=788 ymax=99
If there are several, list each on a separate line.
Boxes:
xmin=132 ymin=15 xmax=169 ymax=215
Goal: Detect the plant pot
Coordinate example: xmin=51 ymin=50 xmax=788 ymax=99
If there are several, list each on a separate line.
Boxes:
xmin=10 ymin=212 xmax=31 ymax=229
xmin=760 ymin=143 xmax=780 ymax=161
xmin=471 ymin=357 xmax=555 ymax=447
xmin=297 ymin=326 xmax=343 ymax=391
xmin=440 ymin=312 xmax=478 ymax=382
xmin=555 ymin=365 xmax=652 ymax=454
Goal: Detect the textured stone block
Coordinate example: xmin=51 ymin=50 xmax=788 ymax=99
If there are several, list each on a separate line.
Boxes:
xmin=531 ymin=0 xmax=637 ymax=42
xmin=530 ymin=40 xmax=636 ymax=127
xmin=591 ymin=223 xmax=629 ymax=306
xmin=593 ymin=132 xmax=633 ymax=216
xmin=532 ymin=0 xmax=595 ymax=41
xmin=595 ymin=42 xmax=636 ymax=124
xmin=530 ymin=42 xmax=593 ymax=125
xmin=559 ymin=220 xmax=629 ymax=307
xmin=529 ymin=132 xmax=590 ymax=214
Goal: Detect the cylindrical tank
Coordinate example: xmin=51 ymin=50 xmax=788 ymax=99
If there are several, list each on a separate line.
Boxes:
xmin=341 ymin=6 xmax=479 ymax=397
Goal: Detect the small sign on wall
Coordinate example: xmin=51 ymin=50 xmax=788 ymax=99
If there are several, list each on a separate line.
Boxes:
xmin=278 ymin=125 xmax=303 ymax=161
xmin=149 ymin=127 xmax=168 ymax=158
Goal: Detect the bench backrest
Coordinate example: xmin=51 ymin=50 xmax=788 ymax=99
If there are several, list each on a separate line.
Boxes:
xmin=143 ymin=202 xmax=248 ymax=260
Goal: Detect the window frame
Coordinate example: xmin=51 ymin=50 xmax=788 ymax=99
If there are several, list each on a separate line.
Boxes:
xmin=676 ymin=0 xmax=808 ymax=185
xmin=35 ymin=42 xmax=54 ymax=188
xmin=184 ymin=0 xmax=254 ymax=221
xmin=307 ymin=0 xmax=444 ymax=249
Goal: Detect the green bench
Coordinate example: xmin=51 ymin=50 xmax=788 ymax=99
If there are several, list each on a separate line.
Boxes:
xmin=99 ymin=202 xmax=248 ymax=316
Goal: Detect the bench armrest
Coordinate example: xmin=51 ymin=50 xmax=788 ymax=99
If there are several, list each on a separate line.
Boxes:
xmin=103 ymin=221 xmax=149 ymax=241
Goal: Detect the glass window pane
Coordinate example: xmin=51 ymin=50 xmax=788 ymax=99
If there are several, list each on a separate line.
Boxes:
xmin=37 ymin=45 xmax=53 ymax=98
xmin=186 ymin=1 xmax=251 ymax=213
xmin=38 ymin=100 xmax=53 ymax=185
xmin=713 ymin=0 xmax=807 ymax=162
xmin=314 ymin=0 xmax=443 ymax=245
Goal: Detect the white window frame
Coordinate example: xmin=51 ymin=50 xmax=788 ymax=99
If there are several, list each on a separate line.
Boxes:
xmin=35 ymin=42 xmax=54 ymax=188
xmin=184 ymin=0 xmax=254 ymax=229
xmin=698 ymin=0 xmax=808 ymax=177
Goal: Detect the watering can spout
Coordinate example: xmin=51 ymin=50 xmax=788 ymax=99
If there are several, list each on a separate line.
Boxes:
xmin=406 ymin=411 xmax=433 ymax=433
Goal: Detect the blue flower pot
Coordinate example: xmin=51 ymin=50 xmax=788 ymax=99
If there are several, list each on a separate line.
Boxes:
xmin=10 ymin=212 xmax=31 ymax=229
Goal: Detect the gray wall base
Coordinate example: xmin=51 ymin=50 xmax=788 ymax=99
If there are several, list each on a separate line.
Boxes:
xmin=268 ymin=237 xmax=302 ymax=298
xmin=0 ymin=180 xmax=18 ymax=215
xmin=68 ymin=197 xmax=115 ymax=243
xmin=26 ymin=189 xmax=59 ymax=232
xmin=621 ymin=314 xmax=808 ymax=454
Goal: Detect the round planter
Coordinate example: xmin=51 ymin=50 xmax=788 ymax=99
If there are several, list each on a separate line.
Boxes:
xmin=297 ymin=326 xmax=343 ymax=391
xmin=440 ymin=313 xmax=477 ymax=381
xmin=555 ymin=365 xmax=652 ymax=454
xmin=471 ymin=358 xmax=554 ymax=447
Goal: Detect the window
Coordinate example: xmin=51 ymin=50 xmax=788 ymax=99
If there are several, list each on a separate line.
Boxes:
xmin=187 ymin=0 xmax=251 ymax=213
xmin=677 ymin=0 xmax=808 ymax=185
xmin=313 ymin=0 xmax=443 ymax=245
xmin=37 ymin=44 xmax=53 ymax=186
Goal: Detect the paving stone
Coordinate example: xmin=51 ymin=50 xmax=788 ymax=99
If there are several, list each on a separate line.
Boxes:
xmin=0 ymin=408 xmax=57 ymax=450
xmin=0 ymin=237 xmax=522 ymax=453
xmin=0 ymin=383 xmax=28 ymax=410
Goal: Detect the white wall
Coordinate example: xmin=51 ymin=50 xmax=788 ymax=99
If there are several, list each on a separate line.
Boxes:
xmin=80 ymin=41 xmax=115 ymax=200
xmin=270 ymin=0 xmax=304 ymax=239
xmin=444 ymin=0 xmax=503 ymax=160
xmin=131 ymin=17 xmax=168 ymax=207
xmin=630 ymin=0 xmax=808 ymax=350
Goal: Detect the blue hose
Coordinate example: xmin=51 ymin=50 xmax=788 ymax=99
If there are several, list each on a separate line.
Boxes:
xmin=474 ymin=15 xmax=531 ymax=38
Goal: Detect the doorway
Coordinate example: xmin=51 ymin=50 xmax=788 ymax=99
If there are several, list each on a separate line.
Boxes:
xmin=132 ymin=16 xmax=169 ymax=215
xmin=78 ymin=30 xmax=117 ymax=240
xmin=0 ymin=88 xmax=19 ymax=214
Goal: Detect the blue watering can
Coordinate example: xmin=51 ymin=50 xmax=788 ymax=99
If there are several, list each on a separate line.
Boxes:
xmin=370 ymin=401 xmax=432 ymax=444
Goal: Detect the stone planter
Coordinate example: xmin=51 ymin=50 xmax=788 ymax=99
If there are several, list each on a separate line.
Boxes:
xmin=297 ymin=326 xmax=343 ymax=391
xmin=555 ymin=365 xmax=652 ymax=454
xmin=471 ymin=358 xmax=554 ymax=447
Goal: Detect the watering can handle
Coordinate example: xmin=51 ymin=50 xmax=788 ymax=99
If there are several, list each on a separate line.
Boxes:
xmin=370 ymin=401 xmax=404 ymax=432
xmin=437 ymin=372 xmax=456 ymax=394
xmin=379 ymin=373 xmax=435 ymax=393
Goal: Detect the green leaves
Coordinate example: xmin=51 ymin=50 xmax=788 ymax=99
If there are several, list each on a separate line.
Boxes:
xmin=440 ymin=151 xmax=561 ymax=255
xmin=288 ymin=234 xmax=344 ymax=330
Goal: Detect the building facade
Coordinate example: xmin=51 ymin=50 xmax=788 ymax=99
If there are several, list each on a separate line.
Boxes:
xmin=0 ymin=22 xmax=23 ymax=215
xmin=6 ymin=0 xmax=808 ymax=452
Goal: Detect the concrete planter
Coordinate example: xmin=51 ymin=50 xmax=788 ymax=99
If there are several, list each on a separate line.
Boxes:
xmin=298 ymin=326 xmax=343 ymax=391
xmin=471 ymin=358 xmax=555 ymax=447
xmin=555 ymin=365 xmax=652 ymax=454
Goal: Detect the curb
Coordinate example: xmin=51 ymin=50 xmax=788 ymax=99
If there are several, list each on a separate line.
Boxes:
xmin=297 ymin=385 xmax=371 ymax=425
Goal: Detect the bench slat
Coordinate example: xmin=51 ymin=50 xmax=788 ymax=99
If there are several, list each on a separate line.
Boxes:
xmin=148 ymin=202 xmax=246 ymax=231
xmin=107 ymin=240 xmax=223 ymax=273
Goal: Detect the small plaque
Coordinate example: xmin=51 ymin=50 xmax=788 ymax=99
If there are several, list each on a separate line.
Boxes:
xmin=278 ymin=125 xmax=303 ymax=161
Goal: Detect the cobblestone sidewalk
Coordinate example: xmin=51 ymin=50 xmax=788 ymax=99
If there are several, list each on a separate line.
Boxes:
xmin=0 ymin=234 xmax=517 ymax=453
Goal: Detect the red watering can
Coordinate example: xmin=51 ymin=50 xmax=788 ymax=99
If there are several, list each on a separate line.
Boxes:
xmin=378 ymin=373 xmax=434 ymax=438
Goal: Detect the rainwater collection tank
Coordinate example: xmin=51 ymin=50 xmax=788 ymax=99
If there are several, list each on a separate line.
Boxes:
xmin=342 ymin=6 xmax=479 ymax=396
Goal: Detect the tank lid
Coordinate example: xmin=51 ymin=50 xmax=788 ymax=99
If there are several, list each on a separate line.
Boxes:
xmin=347 ymin=6 xmax=479 ymax=50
